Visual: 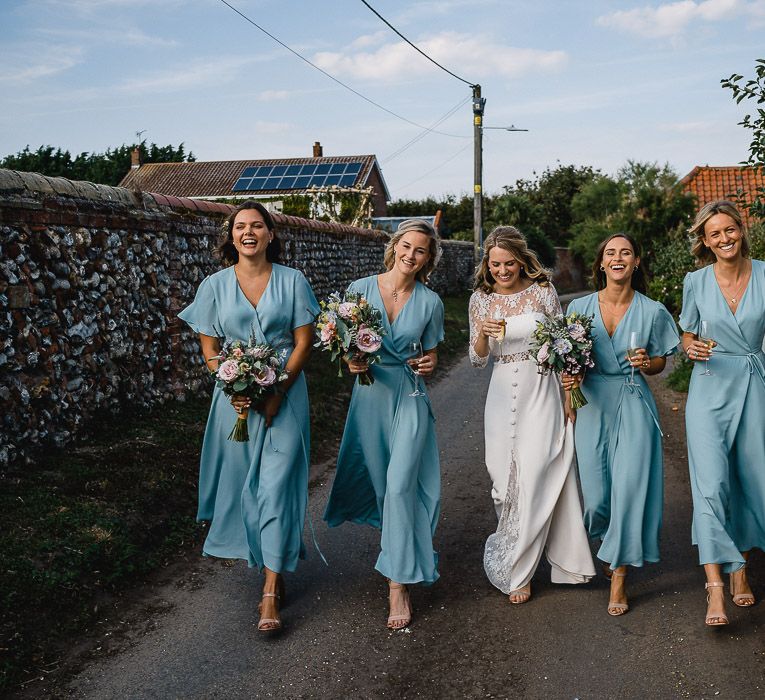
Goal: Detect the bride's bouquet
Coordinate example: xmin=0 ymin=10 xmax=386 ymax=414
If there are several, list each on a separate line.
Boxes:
xmin=212 ymin=337 xmax=289 ymax=441
xmin=530 ymin=311 xmax=595 ymax=409
xmin=314 ymin=291 xmax=385 ymax=385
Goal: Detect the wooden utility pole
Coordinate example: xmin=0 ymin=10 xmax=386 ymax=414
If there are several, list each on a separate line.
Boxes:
xmin=472 ymin=85 xmax=486 ymax=262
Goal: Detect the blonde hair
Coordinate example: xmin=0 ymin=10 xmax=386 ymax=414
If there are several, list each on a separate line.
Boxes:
xmin=382 ymin=219 xmax=442 ymax=283
xmin=473 ymin=226 xmax=551 ymax=294
xmin=688 ymin=200 xmax=750 ymax=266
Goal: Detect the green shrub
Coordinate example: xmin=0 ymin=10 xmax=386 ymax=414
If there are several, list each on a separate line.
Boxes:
xmin=666 ymin=354 xmax=693 ymax=392
xmin=646 ymin=226 xmax=696 ymax=316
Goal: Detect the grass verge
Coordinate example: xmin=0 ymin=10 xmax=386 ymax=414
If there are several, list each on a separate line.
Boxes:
xmin=0 ymin=291 xmax=470 ymax=692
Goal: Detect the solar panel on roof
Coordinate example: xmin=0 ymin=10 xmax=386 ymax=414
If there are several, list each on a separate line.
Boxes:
xmin=232 ymin=177 xmax=253 ymax=192
xmin=231 ymin=160 xmax=369 ymax=193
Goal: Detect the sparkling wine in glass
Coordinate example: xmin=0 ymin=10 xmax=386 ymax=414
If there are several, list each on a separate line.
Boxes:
xmin=493 ymin=308 xmax=506 ymax=343
xmin=627 ymin=331 xmax=640 ymax=386
xmin=408 ymin=340 xmax=425 ymax=397
xmin=699 ymin=320 xmax=714 ymax=376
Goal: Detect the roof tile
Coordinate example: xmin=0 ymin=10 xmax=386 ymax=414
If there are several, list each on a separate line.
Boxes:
xmin=680 ymin=166 xmax=764 ymax=226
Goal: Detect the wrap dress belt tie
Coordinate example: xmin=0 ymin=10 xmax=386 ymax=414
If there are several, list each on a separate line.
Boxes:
xmin=590 ymin=372 xmax=664 ymax=437
xmin=374 ymin=360 xmax=436 ymax=422
xmin=712 ymin=350 xmax=765 ymax=386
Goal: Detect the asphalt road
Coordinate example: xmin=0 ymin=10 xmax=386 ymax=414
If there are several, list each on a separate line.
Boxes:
xmin=60 ymin=357 xmax=765 ymax=699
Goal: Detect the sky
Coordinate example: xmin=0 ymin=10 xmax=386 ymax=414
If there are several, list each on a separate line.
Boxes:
xmin=1 ymin=0 xmax=763 ymax=201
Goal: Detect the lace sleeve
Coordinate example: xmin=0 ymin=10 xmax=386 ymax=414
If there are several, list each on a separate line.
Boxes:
xmin=468 ymin=291 xmax=490 ymax=368
xmin=544 ymin=283 xmax=562 ymax=316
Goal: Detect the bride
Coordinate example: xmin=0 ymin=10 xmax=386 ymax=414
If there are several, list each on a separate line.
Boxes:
xmin=469 ymin=226 xmax=595 ymax=603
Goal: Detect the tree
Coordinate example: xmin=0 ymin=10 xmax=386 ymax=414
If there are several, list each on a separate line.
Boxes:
xmin=568 ymin=161 xmax=695 ymax=269
xmin=721 ymin=58 xmax=765 ymax=219
xmin=511 ymin=164 xmax=599 ymax=245
xmin=0 ymin=142 xmax=195 ymax=186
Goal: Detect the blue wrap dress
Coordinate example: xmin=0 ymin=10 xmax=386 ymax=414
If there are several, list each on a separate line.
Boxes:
xmin=679 ymin=260 xmax=765 ymax=572
xmin=324 ymin=275 xmax=444 ymax=585
xmin=178 ymin=264 xmax=319 ymax=572
xmin=568 ymin=292 xmax=679 ymax=568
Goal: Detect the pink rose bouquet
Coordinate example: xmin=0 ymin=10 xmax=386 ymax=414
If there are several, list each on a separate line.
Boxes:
xmin=211 ymin=337 xmax=289 ymax=441
xmin=530 ymin=311 xmax=595 ymax=410
xmin=314 ymin=291 xmax=385 ymax=385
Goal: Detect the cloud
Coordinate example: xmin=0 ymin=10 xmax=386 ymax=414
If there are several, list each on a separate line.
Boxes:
xmin=313 ymin=31 xmax=567 ymax=83
xmin=0 ymin=44 xmax=84 ymax=85
xmin=38 ymin=26 xmax=179 ymax=48
xmin=658 ymin=120 xmax=718 ymax=133
xmin=596 ymin=0 xmax=763 ymax=38
xmin=258 ymin=90 xmax=290 ymax=102
xmin=115 ymin=55 xmax=270 ymax=94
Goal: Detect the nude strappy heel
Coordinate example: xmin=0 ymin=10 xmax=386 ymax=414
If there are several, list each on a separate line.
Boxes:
xmin=387 ymin=582 xmax=412 ymax=630
xmin=730 ymin=568 xmax=755 ymax=607
xmin=705 ymin=581 xmax=729 ymax=626
xmin=258 ymin=592 xmax=282 ymax=632
xmin=607 ymin=571 xmax=628 ymax=616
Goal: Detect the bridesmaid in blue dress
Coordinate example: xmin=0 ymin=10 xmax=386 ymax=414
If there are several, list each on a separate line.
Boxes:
xmin=324 ymin=219 xmax=444 ymax=630
xmin=679 ymin=200 xmax=765 ymax=627
xmin=564 ymin=233 xmax=678 ymax=616
xmin=179 ymin=201 xmax=318 ymax=633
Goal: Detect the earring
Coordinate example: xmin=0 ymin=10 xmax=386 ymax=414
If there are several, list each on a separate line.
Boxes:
xmin=600 ymin=265 xmax=605 ymax=271
xmin=634 ymin=264 xmax=639 ymax=270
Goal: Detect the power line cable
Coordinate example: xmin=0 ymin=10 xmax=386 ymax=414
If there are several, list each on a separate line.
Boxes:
xmin=384 ymin=96 xmax=470 ymax=163
xmin=217 ymin=0 xmax=465 ymax=138
xmin=359 ymin=0 xmax=475 ymax=87
xmin=397 ymin=142 xmax=472 ymax=192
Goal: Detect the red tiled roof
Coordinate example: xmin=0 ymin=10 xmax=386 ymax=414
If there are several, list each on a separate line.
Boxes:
xmin=119 ymin=155 xmax=389 ymax=200
xmin=679 ymin=166 xmax=764 ymax=225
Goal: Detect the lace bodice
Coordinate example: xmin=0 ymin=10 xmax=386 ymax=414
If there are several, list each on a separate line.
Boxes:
xmin=469 ymin=283 xmax=561 ymax=368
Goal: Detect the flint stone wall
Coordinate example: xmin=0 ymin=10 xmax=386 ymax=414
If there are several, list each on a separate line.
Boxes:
xmin=0 ymin=169 xmax=473 ymax=466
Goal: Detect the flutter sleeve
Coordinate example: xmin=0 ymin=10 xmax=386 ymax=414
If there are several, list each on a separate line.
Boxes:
xmin=292 ymin=271 xmax=320 ymax=329
xmin=422 ymin=293 xmax=445 ymax=350
xmin=648 ymin=302 xmax=680 ymax=357
xmin=678 ymin=272 xmax=699 ymax=334
xmin=178 ymin=276 xmax=222 ymax=337
xmin=468 ymin=291 xmax=489 ymax=369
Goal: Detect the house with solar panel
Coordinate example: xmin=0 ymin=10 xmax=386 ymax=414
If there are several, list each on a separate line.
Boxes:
xmin=119 ymin=142 xmax=390 ymax=218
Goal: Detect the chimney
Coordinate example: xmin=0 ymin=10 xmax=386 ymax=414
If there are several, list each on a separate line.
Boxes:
xmin=313 ymin=141 xmax=323 ymax=158
xmin=131 ymin=147 xmax=141 ymax=169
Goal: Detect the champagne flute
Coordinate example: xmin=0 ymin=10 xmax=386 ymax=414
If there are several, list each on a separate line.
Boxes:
xmin=492 ymin=308 xmax=506 ymax=343
xmin=408 ymin=340 xmax=425 ymax=397
xmin=627 ymin=331 xmax=640 ymax=386
xmin=699 ymin=320 xmax=714 ymax=376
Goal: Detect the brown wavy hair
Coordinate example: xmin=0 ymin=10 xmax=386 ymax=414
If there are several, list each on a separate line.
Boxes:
xmin=688 ymin=199 xmax=749 ymax=267
xmin=217 ymin=200 xmax=282 ymax=266
xmin=473 ymin=226 xmax=551 ymax=294
xmin=591 ymin=233 xmax=647 ymax=294
xmin=382 ymin=219 xmax=442 ymax=283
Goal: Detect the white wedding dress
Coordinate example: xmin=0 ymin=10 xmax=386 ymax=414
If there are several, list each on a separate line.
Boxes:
xmin=469 ymin=283 xmax=595 ymax=593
